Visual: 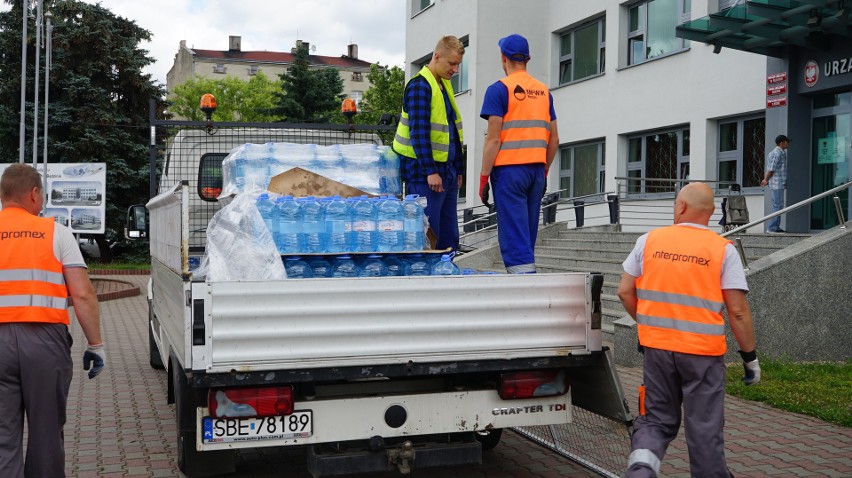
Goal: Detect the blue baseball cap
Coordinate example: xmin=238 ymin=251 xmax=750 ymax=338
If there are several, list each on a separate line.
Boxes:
xmin=498 ymin=34 xmax=530 ymax=61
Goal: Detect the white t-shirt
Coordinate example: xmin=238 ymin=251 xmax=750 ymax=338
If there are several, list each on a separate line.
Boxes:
xmin=621 ymin=223 xmax=748 ymax=291
xmin=54 ymin=223 xmax=87 ymax=269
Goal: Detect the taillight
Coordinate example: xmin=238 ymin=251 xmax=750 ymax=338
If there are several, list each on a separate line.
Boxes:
xmin=499 ymin=370 xmax=567 ymax=400
xmin=207 ymin=386 xmax=294 ymax=418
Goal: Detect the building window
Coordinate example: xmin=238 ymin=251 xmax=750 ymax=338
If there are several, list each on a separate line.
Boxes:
xmin=627 ymin=0 xmax=691 ymax=66
xmin=559 ymin=141 xmax=605 ymax=198
xmin=213 ymin=63 xmax=226 ymax=74
xmin=349 ymin=90 xmax=363 ymax=106
xmin=626 ymin=127 xmax=690 ymax=195
xmin=247 ymin=65 xmax=259 ymax=76
xmin=412 ymin=0 xmax=434 ymax=16
xmin=559 ymin=17 xmax=606 ymax=85
xmin=351 ymin=71 xmax=363 ymax=82
xmin=450 ymin=48 xmax=469 ymax=93
xmin=717 ymin=116 xmax=766 ymax=190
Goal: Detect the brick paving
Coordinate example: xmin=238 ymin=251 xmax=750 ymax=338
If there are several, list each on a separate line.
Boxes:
xmin=60 ymin=274 xmax=851 ymax=477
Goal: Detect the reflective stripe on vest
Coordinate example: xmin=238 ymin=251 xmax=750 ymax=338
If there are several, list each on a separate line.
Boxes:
xmin=392 ymin=65 xmax=464 ymax=162
xmin=635 ymin=225 xmax=730 ymax=356
xmin=0 ymin=208 xmax=70 ymax=325
xmin=494 ymin=71 xmax=551 ymax=167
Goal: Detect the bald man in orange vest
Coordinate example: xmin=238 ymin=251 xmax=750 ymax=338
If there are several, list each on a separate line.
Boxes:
xmin=0 ymin=164 xmax=105 ymax=477
xmin=618 ymin=183 xmax=759 ymax=478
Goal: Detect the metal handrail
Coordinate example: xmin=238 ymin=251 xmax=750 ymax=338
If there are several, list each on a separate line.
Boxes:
xmin=614 ymin=176 xmax=742 ymax=197
xmin=722 ymin=180 xmax=850 ymax=238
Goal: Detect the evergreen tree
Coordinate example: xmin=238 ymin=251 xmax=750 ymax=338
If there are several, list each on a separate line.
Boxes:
xmin=0 ymin=0 xmax=166 ymax=261
xmin=273 ymin=43 xmax=344 ymax=123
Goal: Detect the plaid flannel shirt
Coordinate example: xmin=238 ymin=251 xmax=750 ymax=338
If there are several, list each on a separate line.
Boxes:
xmin=766 ymin=146 xmax=787 ymax=189
xmin=399 ymin=75 xmax=463 ymax=183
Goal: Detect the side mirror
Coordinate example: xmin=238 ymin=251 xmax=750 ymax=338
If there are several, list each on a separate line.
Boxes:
xmin=125 ymin=204 xmax=149 ymax=240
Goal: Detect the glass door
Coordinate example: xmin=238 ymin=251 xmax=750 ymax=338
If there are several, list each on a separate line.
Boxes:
xmin=811 ymin=92 xmax=851 ymax=229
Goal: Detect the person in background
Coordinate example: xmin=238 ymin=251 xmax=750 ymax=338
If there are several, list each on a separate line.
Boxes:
xmin=617 ymin=183 xmax=760 ymax=478
xmin=0 ymin=164 xmax=106 ymax=477
xmin=761 ymin=134 xmax=789 ymax=233
xmin=393 ymin=35 xmax=465 ymax=251
xmin=479 ymin=33 xmax=558 ymax=273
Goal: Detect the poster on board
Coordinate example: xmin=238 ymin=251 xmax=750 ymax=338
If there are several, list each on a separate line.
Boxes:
xmin=0 ymin=163 xmax=107 ymax=234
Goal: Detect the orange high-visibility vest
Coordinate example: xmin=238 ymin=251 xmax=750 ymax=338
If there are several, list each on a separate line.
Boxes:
xmin=635 ymin=225 xmax=731 ymax=356
xmin=0 ymin=207 xmax=69 ymax=325
xmin=494 ymin=71 xmax=551 ymax=167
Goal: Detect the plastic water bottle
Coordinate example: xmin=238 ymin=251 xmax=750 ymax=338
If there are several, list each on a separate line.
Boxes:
xmin=284 ymin=256 xmax=314 ymax=279
xmin=403 ymin=195 xmax=425 ymax=251
xmin=308 ymin=258 xmax=333 ymax=278
xmin=325 ymin=195 xmax=351 ymax=253
xmin=377 ymin=196 xmax=404 ymax=252
xmin=360 ymin=254 xmax=388 ymax=277
xmin=384 ymin=255 xmax=404 ymax=276
xmin=331 ymin=255 xmax=360 ymax=278
xmin=275 ymin=196 xmax=303 ymax=254
xmin=404 ymin=253 xmax=431 ymax=276
xmin=300 ymin=196 xmax=325 ymax=254
xmin=351 ymin=196 xmax=377 ymax=253
xmin=432 ymin=254 xmax=460 ymax=275
xmin=255 ymin=193 xmax=276 ymax=238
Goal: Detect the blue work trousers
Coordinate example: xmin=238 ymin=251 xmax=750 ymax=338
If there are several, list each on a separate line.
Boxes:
xmin=492 ymin=164 xmax=545 ymax=273
xmin=407 ymin=168 xmax=459 ymax=251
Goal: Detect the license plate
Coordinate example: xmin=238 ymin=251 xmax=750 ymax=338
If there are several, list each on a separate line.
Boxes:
xmin=202 ymin=411 xmax=312 ymax=444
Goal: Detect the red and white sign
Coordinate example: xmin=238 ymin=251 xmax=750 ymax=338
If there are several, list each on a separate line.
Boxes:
xmin=804 ymin=60 xmax=819 ymax=88
xmin=767 ymin=72 xmax=787 ymax=84
xmin=767 ymin=84 xmax=787 ymax=96
xmin=767 ymin=96 xmax=787 ymax=108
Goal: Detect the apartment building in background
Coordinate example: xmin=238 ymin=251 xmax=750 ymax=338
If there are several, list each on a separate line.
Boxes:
xmin=167 ymin=36 xmax=377 ymax=106
xmin=406 ymin=0 xmax=851 ymax=232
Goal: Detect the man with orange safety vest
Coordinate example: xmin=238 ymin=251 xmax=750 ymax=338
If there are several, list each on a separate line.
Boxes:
xmin=0 ymin=164 xmax=106 ymax=477
xmin=479 ymin=34 xmax=559 ymax=273
xmin=617 ymin=183 xmax=760 ymax=478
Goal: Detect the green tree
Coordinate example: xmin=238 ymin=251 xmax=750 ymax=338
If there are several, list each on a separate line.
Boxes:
xmin=352 ymin=64 xmax=405 ymax=125
xmin=0 ymin=0 xmax=166 ymax=261
xmin=169 ymin=72 xmax=278 ymax=122
xmin=273 ymin=43 xmax=344 ymax=123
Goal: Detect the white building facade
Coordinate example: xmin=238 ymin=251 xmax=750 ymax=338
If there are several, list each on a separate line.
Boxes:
xmin=405 ymin=0 xmax=771 ymax=230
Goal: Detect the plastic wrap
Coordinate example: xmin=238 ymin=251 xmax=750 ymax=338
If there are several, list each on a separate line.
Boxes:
xmin=193 ymin=192 xmax=287 ymax=281
xmin=219 ymin=142 xmax=401 ymax=198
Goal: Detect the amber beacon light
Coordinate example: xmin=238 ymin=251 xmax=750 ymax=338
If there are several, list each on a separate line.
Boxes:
xmin=341 ymin=98 xmax=357 ymax=123
xmin=200 ymin=93 xmax=217 ymax=122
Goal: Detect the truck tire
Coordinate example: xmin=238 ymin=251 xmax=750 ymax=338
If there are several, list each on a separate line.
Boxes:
xmin=148 ymin=303 xmax=164 ymax=370
xmin=475 ymin=428 xmax=503 ymax=451
xmin=172 ymin=361 xmax=235 ymax=477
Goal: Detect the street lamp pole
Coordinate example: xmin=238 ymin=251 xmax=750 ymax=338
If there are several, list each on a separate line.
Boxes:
xmin=42 ymin=10 xmax=52 ymax=207
xmin=18 ymin=0 xmax=29 ymax=163
xmin=31 ymin=0 xmax=42 ymax=167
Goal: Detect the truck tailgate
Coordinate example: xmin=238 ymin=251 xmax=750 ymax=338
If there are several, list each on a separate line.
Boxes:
xmin=190 ymin=272 xmax=597 ymax=372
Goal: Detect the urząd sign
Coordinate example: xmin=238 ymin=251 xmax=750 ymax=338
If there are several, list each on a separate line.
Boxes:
xmin=805 ymin=56 xmax=852 ymax=88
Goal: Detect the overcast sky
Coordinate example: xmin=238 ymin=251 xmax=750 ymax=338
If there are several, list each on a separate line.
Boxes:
xmin=8 ymin=0 xmax=408 ymax=87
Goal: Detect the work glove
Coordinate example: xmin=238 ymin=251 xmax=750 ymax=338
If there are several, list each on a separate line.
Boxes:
xmin=739 ymin=350 xmax=760 ymax=386
xmin=83 ymin=343 xmax=106 ymax=379
xmin=479 ymin=174 xmax=491 ymax=207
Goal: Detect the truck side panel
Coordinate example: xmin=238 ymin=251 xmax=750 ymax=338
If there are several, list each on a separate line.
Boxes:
xmin=153 ymin=259 xmax=191 ymax=367
xmin=193 ymin=273 xmax=596 ymax=373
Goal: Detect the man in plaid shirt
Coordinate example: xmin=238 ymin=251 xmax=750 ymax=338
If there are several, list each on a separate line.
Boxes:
xmin=393 ymin=36 xmax=465 ymax=251
xmin=761 ymin=134 xmax=789 ymax=232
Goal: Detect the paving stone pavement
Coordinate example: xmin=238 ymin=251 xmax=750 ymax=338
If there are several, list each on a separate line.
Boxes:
xmin=59 ymin=274 xmax=851 ymax=477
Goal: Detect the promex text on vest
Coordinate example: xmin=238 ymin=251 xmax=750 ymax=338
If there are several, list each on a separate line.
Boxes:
xmin=0 ymin=231 xmax=47 ymax=240
xmin=651 ymin=250 xmax=711 ymax=266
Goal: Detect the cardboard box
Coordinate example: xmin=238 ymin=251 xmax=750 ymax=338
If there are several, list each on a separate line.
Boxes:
xmin=267 ymin=167 xmax=375 ymax=199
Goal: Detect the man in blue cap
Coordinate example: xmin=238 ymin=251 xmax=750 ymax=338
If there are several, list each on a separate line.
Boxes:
xmin=479 ymin=34 xmax=559 ymax=273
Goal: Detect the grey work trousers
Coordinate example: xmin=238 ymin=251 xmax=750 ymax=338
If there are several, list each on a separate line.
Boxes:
xmin=626 ymin=347 xmax=730 ymax=478
xmin=0 ymin=322 xmax=73 ymax=478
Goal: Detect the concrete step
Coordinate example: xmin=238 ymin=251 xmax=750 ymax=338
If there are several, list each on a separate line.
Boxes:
xmin=536 ymin=245 xmax=632 ymax=261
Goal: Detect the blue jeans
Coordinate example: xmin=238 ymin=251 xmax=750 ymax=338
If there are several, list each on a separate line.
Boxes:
xmin=767 ymin=188 xmax=784 ymax=232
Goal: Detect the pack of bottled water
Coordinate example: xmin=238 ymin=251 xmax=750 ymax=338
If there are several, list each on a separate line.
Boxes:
xmin=221 ymin=142 xmax=401 ymax=197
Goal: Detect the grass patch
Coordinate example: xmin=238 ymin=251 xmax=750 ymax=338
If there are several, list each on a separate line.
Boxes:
xmin=87 ymin=261 xmax=150 ymax=270
xmin=726 ymin=359 xmax=852 ymax=427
